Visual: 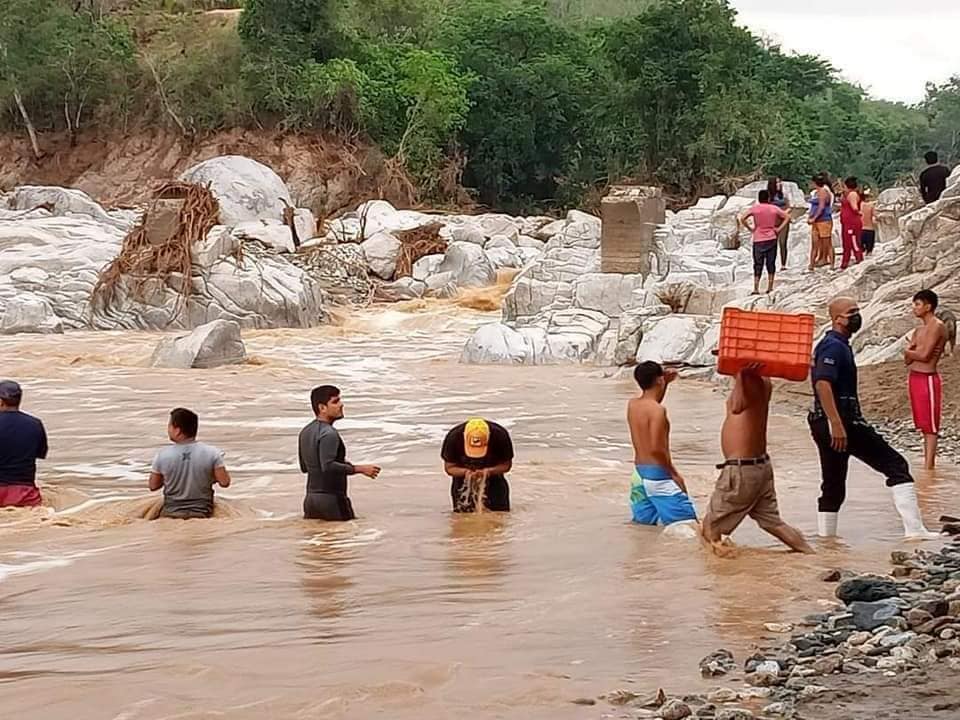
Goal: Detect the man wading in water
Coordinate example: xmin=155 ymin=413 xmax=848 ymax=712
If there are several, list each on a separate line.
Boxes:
xmin=701 ymin=362 xmax=813 ymax=553
xmin=809 ymin=297 xmax=938 ymax=539
xmin=0 ymin=380 xmax=48 ymax=508
xmin=299 ymin=385 xmax=380 ymax=521
xmin=148 ymin=408 xmax=231 ymax=519
xmin=441 ymin=418 xmax=514 ymax=512
xmin=627 ymin=361 xmax=697 ymax=526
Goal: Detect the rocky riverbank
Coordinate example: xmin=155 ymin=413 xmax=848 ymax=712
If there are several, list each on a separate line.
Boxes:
xmin=583 ymin=540 xmax=960 ymax=719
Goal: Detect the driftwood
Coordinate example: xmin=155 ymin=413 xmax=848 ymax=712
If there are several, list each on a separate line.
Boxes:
xmin=394 ymin=222 xmax=447 ymax=278
xmin=92 ymin=181 xmax=220 ymax=319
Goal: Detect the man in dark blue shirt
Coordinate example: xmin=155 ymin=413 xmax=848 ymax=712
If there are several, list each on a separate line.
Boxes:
xmin=0 ymin=380 xmax=48 ymax=507
xmin=809 ymin=298 xmax=937 ymax=539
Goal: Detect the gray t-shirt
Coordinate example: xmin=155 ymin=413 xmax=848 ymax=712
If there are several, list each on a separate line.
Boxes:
xmin=151 ymin=441 xmax=224 ymax=518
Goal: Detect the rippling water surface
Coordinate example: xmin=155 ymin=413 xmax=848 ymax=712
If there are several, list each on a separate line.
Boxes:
xmin=1 ymin=302 xmax=955 ymax=720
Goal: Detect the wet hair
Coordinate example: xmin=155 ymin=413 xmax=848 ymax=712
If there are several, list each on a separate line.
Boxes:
xmin=633 ymin=361 xmax=664 ymax=390
xmin=844 ymin=176 xmax=858 ymax=190
xmin=169 ymin=407 xmax=199 ymax=439
xmin=925 ymin=151 xmax=939 ymax=165
xmin=310 ymin=385 xmax=341 ymax=414
xmin=758 ymin=189 xmax=771 ymax=203
xmin=913 ymin=289 xmax=939 ymax=311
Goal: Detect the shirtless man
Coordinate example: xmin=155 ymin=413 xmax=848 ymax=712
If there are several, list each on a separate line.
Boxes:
xmin=701 ymin=363 xmax=813 ymax=553
xmin=905 ymin=289 xmax=948 ymax=470
xmin=859 ymin=188 xmax=876 ymax=256
xmin=627 ymin=361 xmax=697 ymax=526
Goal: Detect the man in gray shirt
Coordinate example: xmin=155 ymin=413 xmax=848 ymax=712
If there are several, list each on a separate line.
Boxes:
xmin=149 ymin=408 xmax=231 ymax=519
xmin=299 ymin=385 xmax=380 ymax=521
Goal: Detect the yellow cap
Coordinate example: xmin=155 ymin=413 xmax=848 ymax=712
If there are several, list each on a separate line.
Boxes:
xmin=463 ymin=418 xmax=490 ymax=459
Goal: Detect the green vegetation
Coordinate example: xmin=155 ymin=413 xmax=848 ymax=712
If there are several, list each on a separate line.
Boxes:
xmin=1 ymin=0 xmax=957 ymax=209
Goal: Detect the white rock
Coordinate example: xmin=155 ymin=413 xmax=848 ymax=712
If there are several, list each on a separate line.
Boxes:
xmin=149 ymin=319 xmax=247 ymax=369
xmin=179 ymin=156 xmax=292 ymax=228
xmin=193 ymin=226 xmax=239 ymax=269
xmin=231 ymin=219 xmax=297 ymax=253
xmin=361 ymin=231 xmax=403 ymax=280
xmin=447 ymin=222 xmax=486 ymax=245
xmin=735 ymin=180 xmax=806 ymax=209
xmin=461 ymin=323 xmax=532 ymax=364
xmin=573 ymin=273 xmax=646 ymax=318
xmin=485 ymin=246 xmax=521 ymax=270
xmin=438 ymin=241 xmax=496 ymax=288
xmin=5 ymin=185 xmax=130 ymax=230
xmin=518 ymin=235 xmax=546 ymax=251
xmin=0 ymin=293 xmax=64 ymax=334
xmin=486 ymin=235 xmax=517 ymax=250
xmin=635 ymin=315 xmax=720 ymax=367
xmin=412 ymin=254 xmax=444 ymax=282
xmin=376 ymin=277 xmax=425 ymax=302
xmin=475 ymin=213 xmax=520 ymax=241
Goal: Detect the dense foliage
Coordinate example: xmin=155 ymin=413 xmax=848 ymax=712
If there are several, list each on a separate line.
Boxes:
xmin=1 ymin=0 xmax=957 ymax=209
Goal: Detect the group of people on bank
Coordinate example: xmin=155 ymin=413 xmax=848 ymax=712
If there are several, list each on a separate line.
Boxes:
xmin=739 ymin=152 xmax=954 ymax=297
xmin=0 ymin=289 xmax=948 ymax=552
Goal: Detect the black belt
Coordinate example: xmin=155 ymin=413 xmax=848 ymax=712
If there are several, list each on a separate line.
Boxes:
xmin=716 ymin=454 xmax=769 ymax=469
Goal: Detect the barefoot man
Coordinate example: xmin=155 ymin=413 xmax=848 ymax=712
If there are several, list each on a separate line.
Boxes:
xmin=627 ymin=361 xmax=697 ymax=526
xmin=905 ymin=289 xmax=948 ymax=470
xmin=701 ymin=363 xmax=813 ymax=553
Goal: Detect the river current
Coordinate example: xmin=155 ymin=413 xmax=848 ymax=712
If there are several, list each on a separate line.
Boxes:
xmin=1 ymin=300 xmax=955 ymax=719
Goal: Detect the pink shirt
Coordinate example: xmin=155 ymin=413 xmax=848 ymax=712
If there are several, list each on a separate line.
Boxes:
xmin=745 ymin=203 xmax=787 ymax=244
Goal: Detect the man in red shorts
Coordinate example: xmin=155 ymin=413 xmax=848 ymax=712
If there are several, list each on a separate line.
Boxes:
xmin=905 ymin=290 xmax=948 ymax=470
xmin=0 ymin=380 xmax=48 ymax=507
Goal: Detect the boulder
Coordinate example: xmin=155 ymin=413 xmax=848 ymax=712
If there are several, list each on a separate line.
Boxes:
xmin=461 ymin=323 xmax=532 ymax=364
xmin=518 ymin=235 xmax=546 ymax=251
xmin=150 ymin=319 xmax=247 ymax=369
xmin=375 ymin=277 xmax=425 ymax=302
xmin=503 ymin=277 xmax=575 ymax=323
xmin=193 ymin=226 xmax=239 ymax=269
xmin=0 ymin=293 xmax=64 ymax=334
xmin=361 ymin=231 xmax=403 ymax=280
xmin=438 ymin=241 xmax=496 ymax=287
xmin=486 ymin=235 xmax=517 ymax=250
xmin=836 ymin=576 xmax=900 ymax=604
xmin=231 ymin=220 xmax=298 ymax=253
xmin=635 ymin=315 xmax=720 ymax=366
xmin=848 ymin=599 xmax=902 ymax=631
xmin=5 ymin=185 xmax=130 ymax=230
xmin=475 ymin=213 xmax=520 ymax=241
xmin=543 ymin=308 xmax=610 ymax=363
xmin=412 ymin=254 xmax=444 ymax=282
xmin=447 ymin=222 xmax=486 ymax=245
xmin=485 ymin=246 xmax=521 ymax=270
xmin=573 ymin=273 xmax=646 ymax=318
xmin=735 ymin=180 xmax=806 ymax=209
xmin=179 ymin=156 xmax=291 ymax=227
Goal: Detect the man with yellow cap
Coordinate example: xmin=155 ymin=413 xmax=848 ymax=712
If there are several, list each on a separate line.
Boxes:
xmin=441 ymin=418 xmax=514 ymax=512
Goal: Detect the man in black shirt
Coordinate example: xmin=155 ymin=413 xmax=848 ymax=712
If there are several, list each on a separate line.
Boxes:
xmin=298 ymin=385 xmax=380 ymax=521
xmin=919 ymin=151 xmax=951 ymax=204
xmin=0 ymin=380 xmax=48 ymax=507
xmin=809 ymin=297 xmax=937 ymax=540
xmin=441 ymin=418 xmax=514 ymax=512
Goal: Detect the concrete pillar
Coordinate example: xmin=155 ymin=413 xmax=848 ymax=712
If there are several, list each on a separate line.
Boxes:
xmin=600 ymin=186 xmax=665 ymax=276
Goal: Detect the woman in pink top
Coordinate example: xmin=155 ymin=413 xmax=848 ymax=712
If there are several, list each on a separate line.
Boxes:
xmin=739 ymin=189 xmax=789 ymax=295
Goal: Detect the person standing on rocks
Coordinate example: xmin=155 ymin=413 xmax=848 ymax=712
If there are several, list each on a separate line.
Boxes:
xmin=807 ymin=174 xmax=834 ymax=271
xmin=148 ymin=408 xmax=232 ymax=519
xmin=627 ymin=361 xmax=698 ymax=526
xmin=920 ymin=151 xmax=951 ymax=204
xmin=767 ymin=177 xmax=791 ymax=270
xmin=739 ymin=189 xmax=789 ymax=295
xmin=299 ymin=385 xmax=380 ymax=521
xmin=0 ymin=380 xmax=48 ymax=508
xmin=904 ymin=289 xmax=948 ymax=470
xmin=859 ymin=188 xmax=876 ymax=256
xmin=441 ymin=418 xmax=514 ymax=513
xmin=839 ymin=177 xmax=864 ymax=270
xmin=701 ymin=363 xmax=814 ymax=553
xmin=809 ymin=296 xmax=938 ymax=539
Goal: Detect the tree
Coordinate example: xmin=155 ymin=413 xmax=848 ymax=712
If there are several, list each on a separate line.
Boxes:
xmin=924 ymin=76 xmax=960 ymax=166
xmin=238 ymin=0 xmax=349 ymax=64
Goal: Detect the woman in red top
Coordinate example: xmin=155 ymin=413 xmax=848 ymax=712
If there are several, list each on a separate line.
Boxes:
xmin=839 ymin=176 xmax=864 ymax=270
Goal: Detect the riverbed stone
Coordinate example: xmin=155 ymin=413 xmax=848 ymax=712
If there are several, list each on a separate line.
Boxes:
xmin=906 ymin=608 xmax=935 ymax=628
xmin=715 ymin=709 xmax=755 ymax=720
xmin=660 ymin=699 xmax=693 ymax=720
xmin=837 ymin=576 xmax=900 ymax=604
xmin=149 ymin=319 xmax=247 ymax=369
xmin=849 ymin=599 xmax=903 ymax=630
xmin=700 ymin=649 xmax=737 ymax=677
xmin=811 ymin=654 xmax=843 ymax=675
xmin=438 ymin=241 xmax=496 ymax=288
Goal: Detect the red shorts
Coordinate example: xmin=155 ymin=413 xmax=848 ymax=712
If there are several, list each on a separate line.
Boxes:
xmin=909 ymin=371 xmax=943 ymax=435
xmin=0 ymin=485 xmax=42 ymax=507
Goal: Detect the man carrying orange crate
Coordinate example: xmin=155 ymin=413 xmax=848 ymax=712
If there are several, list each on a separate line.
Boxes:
xmin=809 ymin=297 xmax=939 ymax=539
xmin=627 ymin=362 xmax=698 ymax=527
xmin=701 ymin=362 xmax=814 ymax=554
xmin=739 ymin=189 xmax=790 ymax=296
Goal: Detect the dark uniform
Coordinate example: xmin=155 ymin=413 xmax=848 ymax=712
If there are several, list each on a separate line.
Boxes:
xmin=298 ymin=419 xmax=357 ymax=521
xmin=808 ymin=330 xmax=913 ymax=512
xmin=441 ymin=421 xmax=514 ymax=512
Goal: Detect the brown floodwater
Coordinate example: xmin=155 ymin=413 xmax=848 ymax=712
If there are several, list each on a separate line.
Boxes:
xmin=0 ymin=302 xmax=956 ymax=720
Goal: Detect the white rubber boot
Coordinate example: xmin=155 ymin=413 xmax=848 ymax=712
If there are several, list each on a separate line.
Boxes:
xmin=817 ymin=512 xmax=838 ymax=538
xmin=891 ymin=484 xmax=940 ymax=540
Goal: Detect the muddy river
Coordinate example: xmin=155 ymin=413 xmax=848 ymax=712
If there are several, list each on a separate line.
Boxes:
xmin=1 ymin=302 xmax=955 ymax=720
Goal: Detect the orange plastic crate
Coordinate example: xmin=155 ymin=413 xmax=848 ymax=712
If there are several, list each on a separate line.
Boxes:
xmin=717 ymin=308 xmax=815 ymax=381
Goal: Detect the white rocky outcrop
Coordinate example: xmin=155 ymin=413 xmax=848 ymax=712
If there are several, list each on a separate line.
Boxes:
xmin=150 ymin=319 xmax=247 ymax=369
xmin=0 ymin=293 xmax=64 ymax=334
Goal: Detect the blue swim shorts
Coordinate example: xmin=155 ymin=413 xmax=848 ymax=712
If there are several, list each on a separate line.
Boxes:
xmin=630 ymin=464 xmax=697 ymax=526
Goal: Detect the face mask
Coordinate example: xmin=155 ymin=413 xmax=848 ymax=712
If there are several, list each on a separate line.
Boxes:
xmin=846 ymin=312 xmax=863 ymax=335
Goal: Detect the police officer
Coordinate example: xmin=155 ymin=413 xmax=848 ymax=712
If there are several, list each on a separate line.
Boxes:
xmin=809 ymin=296 xmax=938 ymax=539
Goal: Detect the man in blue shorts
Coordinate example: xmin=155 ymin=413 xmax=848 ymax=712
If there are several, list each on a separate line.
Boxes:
xmin=626 ymin=361 xmax=697 ymax=526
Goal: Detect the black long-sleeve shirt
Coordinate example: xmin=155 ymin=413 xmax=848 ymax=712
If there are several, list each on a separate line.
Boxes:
xmin=298 ymin=419 xmax=354 ymax=495
xmin=920 ymin=164 xmax=950 ymax=204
